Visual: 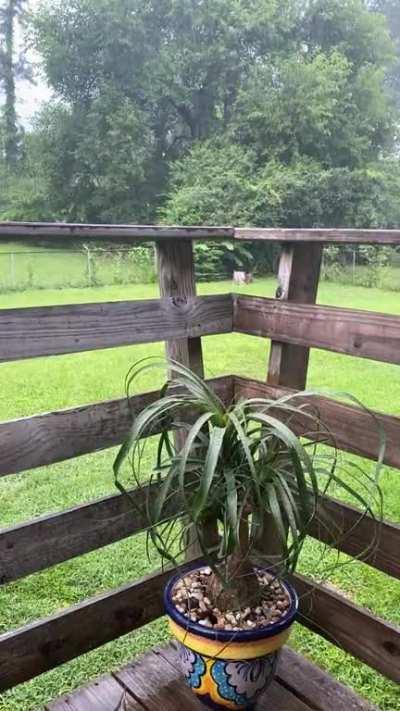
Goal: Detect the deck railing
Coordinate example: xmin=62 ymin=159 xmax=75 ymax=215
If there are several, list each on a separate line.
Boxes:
xmin=0 ymin=223 xmax=399 ymax=691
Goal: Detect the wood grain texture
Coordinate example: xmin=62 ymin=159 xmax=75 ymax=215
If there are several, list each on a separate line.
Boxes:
xmin=292 ymin=571 xmax=400 ymax=683
xmin=114 ymin=647 xmax=206 ymax=711
xmin=235 ymin=228 xmax=400 ymax=244
xmin=234 ymin=376 xmax=400 ymax=469
xmin=47 ymin=642 xmax=378 ymax=711
xmin=46 ymin=674 xmax=139 ymax=710
xmin=0 ymin=222 xmax=233 ymax=242
xmin=0 ymin=566 xmax=172 ymax=691
xmin=157 ymin=239 xmax=204 ymax=559
xmin=157 ymin=239 xmax=204 ymax=376
xmin=277 ymin=647 xmax=377 ymax=711
xmin=1 ymin=560 xmax=398 ymax=691
xmin=267 ymin=243 xmax=322 ymax=390
xmin=0 ymin=375 xmax=233 ymax=477
xmin=309 ymin=495 xmax=400 ymax=579
xmin=1 ymin=222 xmax=400 ymax=244
xmin=0 ymin=482 xmax=182 ymax=585
xmin=0 ymin=294 xmax=232 ymax=362
xmin=234 ymin=295 xmax=400 ymax=365
xmin=263 ymin=244 xmax=322 ymax=561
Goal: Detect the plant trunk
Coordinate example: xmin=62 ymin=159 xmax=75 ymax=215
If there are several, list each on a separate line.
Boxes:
xmin=206 ymin=516 xmax=261 ymax=612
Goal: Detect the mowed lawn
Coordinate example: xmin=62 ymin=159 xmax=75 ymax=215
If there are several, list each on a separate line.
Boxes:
xmin=0 ymin=277 xmax=399 ymax=710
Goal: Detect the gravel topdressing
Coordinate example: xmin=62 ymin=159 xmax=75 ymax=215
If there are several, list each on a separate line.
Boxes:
xmin=171 ymin=566 xmax=291 ymax=632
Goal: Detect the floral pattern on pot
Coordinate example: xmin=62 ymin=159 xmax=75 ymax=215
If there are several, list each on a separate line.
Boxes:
xmin=178 ymin=643 xmax=278 ymax=710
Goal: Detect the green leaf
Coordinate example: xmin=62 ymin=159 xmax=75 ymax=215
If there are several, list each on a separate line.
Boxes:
xmin=192 ymin=426 xmax=225 ymax=521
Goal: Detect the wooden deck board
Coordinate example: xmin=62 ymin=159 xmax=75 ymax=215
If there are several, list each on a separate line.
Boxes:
xmin=48 ymin=642 xmax=377 ymax=711
xmin=45 ymin=672 xmax=142 ymax=710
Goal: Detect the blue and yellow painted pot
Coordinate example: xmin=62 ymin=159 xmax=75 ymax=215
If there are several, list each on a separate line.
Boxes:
xmin=164 ymin=565 xmax=298 ymax=710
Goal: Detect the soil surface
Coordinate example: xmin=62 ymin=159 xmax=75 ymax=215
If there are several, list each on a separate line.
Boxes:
xmin=171 ymin=566 xmax=291 ymax=631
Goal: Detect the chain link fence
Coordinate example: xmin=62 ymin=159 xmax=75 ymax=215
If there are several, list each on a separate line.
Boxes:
xmin=0 ymin=246 xmax=159 ymax=293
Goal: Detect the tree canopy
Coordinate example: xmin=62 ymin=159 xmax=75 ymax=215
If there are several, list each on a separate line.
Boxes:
xmin=0 ymin=0 xmax=399 ymax=234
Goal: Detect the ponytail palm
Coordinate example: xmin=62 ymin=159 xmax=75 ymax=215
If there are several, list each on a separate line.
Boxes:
xmin=114 ymin=358 xmax=383 ymax=611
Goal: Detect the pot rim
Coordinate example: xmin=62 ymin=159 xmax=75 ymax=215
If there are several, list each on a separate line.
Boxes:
xmin=164 ymin=562 xmax=298 ymax=643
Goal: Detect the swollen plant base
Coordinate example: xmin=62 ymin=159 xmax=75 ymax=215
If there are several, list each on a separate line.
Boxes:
xmin=164 ymin=565 xmax=299 ymax=710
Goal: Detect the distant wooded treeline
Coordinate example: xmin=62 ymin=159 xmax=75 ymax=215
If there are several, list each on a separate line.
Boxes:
xmin=1 ymin=0 xmax=400 ymax=273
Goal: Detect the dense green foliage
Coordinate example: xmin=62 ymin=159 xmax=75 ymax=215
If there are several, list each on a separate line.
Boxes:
xmin=1 ymin=0 xmax=399 ymax=246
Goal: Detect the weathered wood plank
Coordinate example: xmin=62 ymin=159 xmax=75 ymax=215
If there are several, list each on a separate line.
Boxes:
xmin=0 ymin=294 xmax=232 ymax=362
xmin=267 ymin=243 xmax=322 ymax=390
xmin=0 ymin=375 xmax=233 ymax=477
xmin=0 ymin=566 xmax=172 ymax=691
xmin=236 ymin=228 xmax=400 ymax=244
xmin=157 ymin=239 xmax=204 ymax=379
xmin=0 ymin=482 xmax=182 ymax=585
xmin=234 ymin=376 xmax=400 ymax=470
xmin=309 ymin=495 xmax=400 ymax=579
xmin=292 ymin=571 xmax=400 ymax=683
xmin=0 ymin=222 xmax=233 ymax=242
xmin=157 ymin=239 xmax=204 ymax=559
xmin=115 ymin=647 xmax=205 ymax=710
xmin=1 ymin=560 xmax=398 ymax=691
xmin=46 ymin=674 xmax=139 ymax=710
xmin=277 ymin=647 xmax=378 ymax=711
xmin=263 ymin=243 xmax=322 ymax=561
xmin=234 ymin=295 xmax=400 ymax=365
xmin=48 ymin=642 xmax=377 ymax=711
xmin=2 ymin=222 xmax=400 ymax=244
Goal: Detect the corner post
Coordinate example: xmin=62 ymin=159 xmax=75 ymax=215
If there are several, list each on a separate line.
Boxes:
xmin=157 ymin=239 xmax=204 ymax=376
xmin=261 ymin=242 xmax=323 ymax=561
xmin=156 ymin=238 xmax=204 ymax=558
xmin=267 ymin=243 xmax=322 ymax=389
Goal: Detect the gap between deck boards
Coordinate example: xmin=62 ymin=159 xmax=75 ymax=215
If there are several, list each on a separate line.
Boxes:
xmin=45 ymin=642 xmax=378 ymax=711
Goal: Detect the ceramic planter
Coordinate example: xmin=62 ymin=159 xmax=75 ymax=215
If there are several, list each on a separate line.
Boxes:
xmin=164 ymin=565 xmax=299 ymax=710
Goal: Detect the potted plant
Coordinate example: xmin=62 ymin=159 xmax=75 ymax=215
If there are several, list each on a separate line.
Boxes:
xmin=114 ymin=359 xmax=383 ymax=710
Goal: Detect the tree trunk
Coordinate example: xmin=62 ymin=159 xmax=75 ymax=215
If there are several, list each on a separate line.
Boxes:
xmin=2 ymin=0 xmax=19 ymax=168
xmin=206 ymin=516 xmax=261 ymax=612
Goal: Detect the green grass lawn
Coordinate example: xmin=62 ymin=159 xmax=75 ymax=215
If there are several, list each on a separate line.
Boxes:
xmin=0 ymin=242 xmax=156 ymax=292
xmin=0 ymin=277 xmax=399 ymax=710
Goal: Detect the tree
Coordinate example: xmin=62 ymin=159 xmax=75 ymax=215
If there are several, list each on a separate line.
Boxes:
xmin=0 ymin=0 xmax=29 ymax=168
xmin=2 ymin=0 xmax=399 ymax=231
xmin=370 ymin=0 xmax=400 ymax=105
xmin=28 ymin=0 xmax=301 ymax=221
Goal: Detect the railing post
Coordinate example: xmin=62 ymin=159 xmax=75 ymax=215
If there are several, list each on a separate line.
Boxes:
xmin=156 ymin=238 xmax=204 ymax=557
xmin=261 ymin=242 xmax=322 ymax=562
xmin=157 ymin=239 xmax=204 ymax=376
xmin=267 ymin=243 xmax=322 ymax=390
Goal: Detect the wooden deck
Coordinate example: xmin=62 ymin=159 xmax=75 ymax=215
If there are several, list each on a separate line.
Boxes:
xmin=46 ymin=643 xmax=377 ymax=711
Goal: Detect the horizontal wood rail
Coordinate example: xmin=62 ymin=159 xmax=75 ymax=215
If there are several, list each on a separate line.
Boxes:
xmin=308 ymin=496 xmax=400 ymax=579
xmin=234 ymin=376 xmax=400 ymax=470
xmin=290 ymin=572 xmax=400 ymax=683
xmin=0 ymin=482 xmax=183 ymax=585
xmin=1 ymin=471 xmax=398 ymax=586
xmin=235 ymin=228 xmax=400 ymax=244
xmin=0 ymin=222 xmax=234 ymax=242
xmin=0 ymin=376 xmax=233 ymax=477
xmin=234 ymin=295 xmax=400 ymax=365
xmin=0 ymin=375 xmax=398 ymax=584
xmin=1 ymin=222 xmax=400 ymax=244
xmin=0 ymin=566 xmax=173 ymax=691
xmin=0 ymin=561 xmax=398 ymax=692
xmin=0 ymin=294 xmax=232 ymax=362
